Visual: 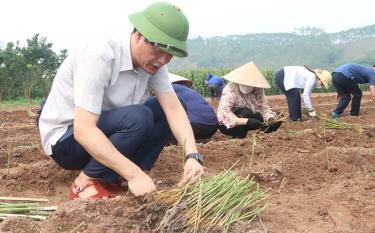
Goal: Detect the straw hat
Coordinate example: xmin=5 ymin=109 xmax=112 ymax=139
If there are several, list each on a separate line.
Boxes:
xmin=169 ymin=73 xmax=193 ymax=87
xmin=223 ymin=61 xmax=270 ymax=88
xmin=305 ymin=66 xmax=332 ymax=89
xmin=314 ymin=69 xmax=332 ymax=89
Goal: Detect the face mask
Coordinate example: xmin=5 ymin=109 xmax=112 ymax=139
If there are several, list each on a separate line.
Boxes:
xmin=239 ymin=85 xmax=254 ymax=94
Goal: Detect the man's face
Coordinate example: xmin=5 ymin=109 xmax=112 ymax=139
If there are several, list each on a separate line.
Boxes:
xmin=135 ymin=34 xmax=173 ymax=74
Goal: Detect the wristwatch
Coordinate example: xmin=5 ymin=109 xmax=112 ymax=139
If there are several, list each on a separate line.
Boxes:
xmin=185 ymin=153 xmax=204 ymax=165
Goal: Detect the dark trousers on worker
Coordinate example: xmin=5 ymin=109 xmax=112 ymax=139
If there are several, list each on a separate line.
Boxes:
xmin=48 ymin=97 xmax=172 ymax=183
xmin=332 ymin=72 xmax=362 ymax=116
xmin=191 ymin=123 xmax=218 ymax=140
xmin=275 ymin=68 xmax=302 ymax=121
xmin=219 ymin=107 xmax=263 ymax=139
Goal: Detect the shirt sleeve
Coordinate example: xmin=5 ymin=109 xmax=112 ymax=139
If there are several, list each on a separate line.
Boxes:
xmin=149 ymin=66 xmax=174 ymax=93
xmin=74 ymin=53 xmax=112 ymax=115
xmin=217 ymin=84 xmax=238 ymax=128
xmin=254 ymin=88 xmax=276 ymax=121
xmin=302 ymin=76 xmax=315 ymax=110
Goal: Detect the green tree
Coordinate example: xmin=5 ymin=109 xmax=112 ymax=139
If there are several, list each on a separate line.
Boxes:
xmin=0 ymin=34 xmax=66 ymax=100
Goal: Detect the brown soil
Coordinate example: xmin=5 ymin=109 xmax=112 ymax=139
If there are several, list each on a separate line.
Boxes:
xmin=0 ymin=94 xmax=374 ymax=233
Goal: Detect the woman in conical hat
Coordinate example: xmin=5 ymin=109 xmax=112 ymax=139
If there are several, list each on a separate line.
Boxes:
xmin=217 ymin=62 xmax=281 ymax=139
xmin=274 ymin=65 xmax=332 ymax=121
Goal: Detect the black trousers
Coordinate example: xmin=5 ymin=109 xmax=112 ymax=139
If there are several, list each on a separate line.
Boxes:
xmin=332 ymin=72 xmax=362 ymax=116
xmin=219 ymin=107 xmax=263 ymax=139
xmin=275 ymin=68 xmax=302 ymax=121
xmin=191 ymin=123 xmax=218 ymax=140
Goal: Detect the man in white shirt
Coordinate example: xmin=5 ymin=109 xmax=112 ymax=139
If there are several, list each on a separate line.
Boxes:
xmin=37 ymin=2 xmax=204 ymax=199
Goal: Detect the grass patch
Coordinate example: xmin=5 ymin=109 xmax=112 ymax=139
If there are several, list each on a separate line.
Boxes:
xmin=0 ymin=98 xmax=42 ymax=108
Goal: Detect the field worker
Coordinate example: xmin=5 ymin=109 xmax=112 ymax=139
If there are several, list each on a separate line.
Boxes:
xmin=205 ymin=73 xmax=225 ymax=102
xmin=274 ymin=66 xmax=332 ymax=121
xmin=37 ymin=2 xmax=204 ymax=200
xmin=331 ymin=63 xmax=375 ymax=118
xmin=169 ymin=73 xmax=219 ymax=140
xmin=217 ymin=62 xmax=282 ymax=139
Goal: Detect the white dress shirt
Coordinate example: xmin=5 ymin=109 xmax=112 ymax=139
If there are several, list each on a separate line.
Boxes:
xmin=39 ymin=30 xmax=173 ymax=155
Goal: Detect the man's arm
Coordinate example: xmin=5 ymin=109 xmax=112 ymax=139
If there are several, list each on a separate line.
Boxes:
xmin=370 ymin=85 xmax=375 ymax=102
xmin=73 ymin=107 xmax=156 ymax=196
xmin=155 ymin=91 xmax=204 ymax=186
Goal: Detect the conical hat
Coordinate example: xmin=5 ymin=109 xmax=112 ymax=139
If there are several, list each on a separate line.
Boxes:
xmin=305 ymin=66 xmax=332 ymax=89
xmin=169 ymin=73 xmax=193 ymax=87
xmin=223 ymin=61 xmax=270 ymax=88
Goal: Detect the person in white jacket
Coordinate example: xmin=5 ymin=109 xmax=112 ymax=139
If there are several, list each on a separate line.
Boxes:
xmin=275 ymin=66 xmax=332 ymax=121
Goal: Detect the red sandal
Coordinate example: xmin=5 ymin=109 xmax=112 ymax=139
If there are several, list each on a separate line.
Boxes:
xmin=69 ymin=180 xmax=116 ymax=200
xmin=98 ymin=179 xmax=129 ymax=194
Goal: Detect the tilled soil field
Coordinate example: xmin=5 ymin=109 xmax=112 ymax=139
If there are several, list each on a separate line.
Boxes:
xmin=0 ymin=94 xmax=374 ymax=233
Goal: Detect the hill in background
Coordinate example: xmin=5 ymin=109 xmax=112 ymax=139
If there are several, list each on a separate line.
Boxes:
xmin=169 ymin=25 xmax=375 ymax=71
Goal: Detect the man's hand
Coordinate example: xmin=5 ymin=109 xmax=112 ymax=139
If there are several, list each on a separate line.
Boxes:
xmin=177 ymin=158 xmax=204 ymax=187
xmin=127 ymin=171 xmax=156 ymax=196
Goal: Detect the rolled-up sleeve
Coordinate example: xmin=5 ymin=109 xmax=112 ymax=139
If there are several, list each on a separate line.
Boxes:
xmin=217 ymin=85 xmax=238 ymax=128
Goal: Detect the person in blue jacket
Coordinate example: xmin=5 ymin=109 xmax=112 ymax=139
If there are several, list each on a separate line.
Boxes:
xmin=331 ymin=64 xmax=375 ymax=118
xmin=170 ymin=73 xmax=219 ymax=140
xmin=205 ymin=73 xmax=225 ymax=102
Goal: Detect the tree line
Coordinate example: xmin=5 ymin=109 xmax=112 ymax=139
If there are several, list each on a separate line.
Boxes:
xmin=1 ymin=31 xmax=372 ymax=100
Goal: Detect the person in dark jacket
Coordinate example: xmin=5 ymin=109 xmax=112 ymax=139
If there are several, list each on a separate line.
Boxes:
xmin=331 ymin=63 xmax=375 ymax=118
xmin=205 ymin=73 xmax=225 ymax=102
xmin=170 ymin=73 xmax=219 ymax=139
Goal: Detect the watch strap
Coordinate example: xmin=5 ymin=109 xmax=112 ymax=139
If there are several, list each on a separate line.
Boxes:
xmin=185 ymin=152 xmax=204 ymax=165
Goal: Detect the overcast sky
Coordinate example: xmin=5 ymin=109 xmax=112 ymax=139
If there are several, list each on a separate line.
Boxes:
xmin=1 ymin=0 xmax=374 ymax=52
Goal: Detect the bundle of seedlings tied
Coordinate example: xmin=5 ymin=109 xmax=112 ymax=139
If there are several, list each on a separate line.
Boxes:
xmin=0 ymin=197 xmax=57 ymax=221
xmin=324 ymin=118 xmax=364 ymax=133
xmin=154 ymin=169 xmax=269 ymax=233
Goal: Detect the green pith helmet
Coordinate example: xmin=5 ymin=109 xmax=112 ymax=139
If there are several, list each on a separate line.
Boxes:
xmin=129 ymin=2 xmax=189 ymax=58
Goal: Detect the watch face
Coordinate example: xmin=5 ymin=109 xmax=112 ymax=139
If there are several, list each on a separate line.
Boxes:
xmin=196 ymin=153 xmax=203 ymax=162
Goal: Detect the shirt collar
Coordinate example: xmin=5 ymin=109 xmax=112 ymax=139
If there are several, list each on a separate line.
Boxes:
xmin=119 ymin=30 xmax=134 ymax=72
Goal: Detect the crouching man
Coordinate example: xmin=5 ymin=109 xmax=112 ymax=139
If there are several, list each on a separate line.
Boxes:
xmin=37 ymin=2 xmax=204 ymax=199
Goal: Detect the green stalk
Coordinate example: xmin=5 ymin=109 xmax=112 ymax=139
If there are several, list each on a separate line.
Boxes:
xmin=249 ymin=133 xmax=257 ymax=173
xmin=0 ymin=213 xmax=48 ymax=221
xmin=0 ymin=197 xmax=49 ymax=202
xmin=0 ymin=203 xmax=39 ymax=208
xmin=0 ymin=207 xmax=38 ymax=214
